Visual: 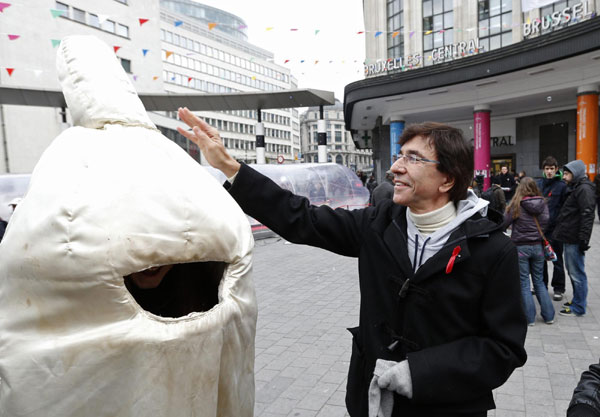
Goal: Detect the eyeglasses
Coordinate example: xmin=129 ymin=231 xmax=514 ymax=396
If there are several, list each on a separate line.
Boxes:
xmin=396 ymin=153 xmax=440 ymax=165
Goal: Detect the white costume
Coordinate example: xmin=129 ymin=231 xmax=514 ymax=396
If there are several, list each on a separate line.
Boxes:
xmin=0 ymin=36 xmax=256 ymax=417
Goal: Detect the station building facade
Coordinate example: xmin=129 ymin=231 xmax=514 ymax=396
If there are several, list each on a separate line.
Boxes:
xmin=300 ymin=100 xmax=373 ymax=171
xmin=346 ymin=0 xmax=600 ymax=186
xmin=0 ymin=0 xmax=300 ymax=174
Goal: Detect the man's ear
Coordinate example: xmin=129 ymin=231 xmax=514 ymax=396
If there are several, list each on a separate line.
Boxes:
xmin=439 ymin=176 xmax=455 ymax=193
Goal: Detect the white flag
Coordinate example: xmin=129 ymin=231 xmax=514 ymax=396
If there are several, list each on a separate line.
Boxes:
xmin=521 ymin=0 xmax=557 ymax=12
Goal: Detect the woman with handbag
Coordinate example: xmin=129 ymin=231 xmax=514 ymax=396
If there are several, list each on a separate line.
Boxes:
xmin=503 ymin=177 xmax=555 ymax=326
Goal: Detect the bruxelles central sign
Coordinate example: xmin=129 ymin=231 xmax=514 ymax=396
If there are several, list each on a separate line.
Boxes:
xmin=365 ymin=38 xmax=483 ymax=77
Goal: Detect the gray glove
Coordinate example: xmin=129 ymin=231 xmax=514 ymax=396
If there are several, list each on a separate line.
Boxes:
xmin=377 ymin=359 xmax=413 ymax=399
xmin=368 ymin=360 xmax=395 ymax=417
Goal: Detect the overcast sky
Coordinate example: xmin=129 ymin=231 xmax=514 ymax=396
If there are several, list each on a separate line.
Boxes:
xmin=193 ymin=0 xmax=367 ymax=102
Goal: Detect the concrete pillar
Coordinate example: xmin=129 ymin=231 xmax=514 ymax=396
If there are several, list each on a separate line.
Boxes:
xmin=474 ymin=104 xmax=491 ymax=190
xmin=576 ymin=85 xmax=598 ymax=181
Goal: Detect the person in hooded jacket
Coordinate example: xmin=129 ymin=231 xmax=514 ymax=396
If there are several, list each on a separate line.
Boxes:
xmin=177 ymin=112 xmax=527 ymax=417
xmin=536 ymin=156 xmax=568 ymax=301
xmin=502 ymin=177 xmax=554 ymax=326
xmin=553 ymin=159 xmax=596 ymax=317
xmin=567 ymin=360 xmax=600 ymax=417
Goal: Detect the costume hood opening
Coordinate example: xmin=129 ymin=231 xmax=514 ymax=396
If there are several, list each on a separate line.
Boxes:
xmin=0 ymin=36 xmax=256 ymax=417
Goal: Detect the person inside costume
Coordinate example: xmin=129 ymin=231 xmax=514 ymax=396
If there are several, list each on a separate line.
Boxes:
xmin=0 ymin=36 xmax=257 ymax=417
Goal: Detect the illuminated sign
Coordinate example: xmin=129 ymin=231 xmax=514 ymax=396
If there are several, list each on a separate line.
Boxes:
xmin=523 ymin=1 xmax=592 ymax=37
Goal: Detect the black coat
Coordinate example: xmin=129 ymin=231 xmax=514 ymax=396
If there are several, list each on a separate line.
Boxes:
xmin=536 ymin=175 xmax=567 ymax=234
xmin=227 ymin=164 xmax=527 ymax=417
xmin=552 ymin=177 xmax=596 ymax=246
xmin=568 ymin=362 xmax=600 ymax=417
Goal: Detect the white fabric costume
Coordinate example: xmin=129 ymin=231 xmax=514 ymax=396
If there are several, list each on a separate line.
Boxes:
xmin=0 ymin=36 xmax=256 ymax=417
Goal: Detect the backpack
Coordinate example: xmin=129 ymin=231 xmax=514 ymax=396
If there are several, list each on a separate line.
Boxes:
xmin=481 ymin=187 xmax=502 ymax=213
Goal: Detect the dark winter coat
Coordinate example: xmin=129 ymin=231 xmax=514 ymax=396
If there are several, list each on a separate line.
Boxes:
xmin=227 ymin=163 xmax=527 ymax=417
xmin=502 ymin=196 xmax=549 ymax=245
xmin=568 ymin=361 xmax=600 ymax=417
xmin=498 ymin=172 xmax=516 ymax=199
xmin=536 ymin=174 xmax=567 ymax=234
xmin=370 ymin=179 xmax=394 ymax=206
xmin=552 ymin=177 xmax=596 ymax=246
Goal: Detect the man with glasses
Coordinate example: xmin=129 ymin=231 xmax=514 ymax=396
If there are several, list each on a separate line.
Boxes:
xmin=178 ymin=111 xmax=527 ymax=417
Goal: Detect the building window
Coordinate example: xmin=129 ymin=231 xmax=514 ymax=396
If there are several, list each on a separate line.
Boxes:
xmin=479 ymin=0 xmax=512 ymax=51
xmin=335 ymin=131 xmax=342 ymax=142
xmin=120 ymin=58 xmax=131 ymax=73
xmin=387 ymin=0 xmax=404 ymax=59
xmin=55 ymin=2 xmax=68 ymax=16
xmin=117 ymin=23 xmax=129 ymax=38
xmin=88 ymin=13 xmax=100 ymax=27
xmin=72 ymin=7 xmax=85 ymax=23
xmin=423 ymin=0 xmax=454 ymax=65
xmin=102 ymin=20 xmax=116 ymax=33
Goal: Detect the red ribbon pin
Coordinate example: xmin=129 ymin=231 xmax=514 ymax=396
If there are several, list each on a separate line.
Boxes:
xmin=446 ymin=246 xmax=461 ymax=274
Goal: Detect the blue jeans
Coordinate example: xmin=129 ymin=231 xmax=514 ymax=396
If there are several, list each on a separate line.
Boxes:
xmin=564 ymin=243 xmax=588 ymax=315
xmin=518 ymin=244 xmax=555 ymax=324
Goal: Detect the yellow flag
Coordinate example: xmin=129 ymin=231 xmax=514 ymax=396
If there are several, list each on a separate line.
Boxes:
xmin=208 ymin=23 xmax=217 ymax=30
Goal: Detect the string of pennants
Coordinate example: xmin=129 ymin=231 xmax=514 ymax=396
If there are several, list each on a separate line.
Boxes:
xmin=1 ymin=1 xmax=595 ymax=78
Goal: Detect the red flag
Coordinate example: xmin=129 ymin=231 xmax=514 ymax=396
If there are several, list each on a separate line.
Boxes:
xmin=6 ymin=68 xmax=14 ymax=76
xmin=187 ymin=77 xmax=192 ymax=82
xmin=8 ymin=34 xmax=19 ymax=40
xmin=0 ymin=3 xmax=11 ymax=13
xmin=139 ymin=18 xmax=149 ymax=26
xmin=284 ymin=59 xmax=290 ymax=64
xmin=357 ymin=31 xmax=364 ymax=34
xmin=113 ymin=46 xmax=121 ymax=53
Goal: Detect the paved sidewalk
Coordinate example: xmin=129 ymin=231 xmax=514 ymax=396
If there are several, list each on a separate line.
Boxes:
xmin=251 ymin=221 xmax=600 ymax=417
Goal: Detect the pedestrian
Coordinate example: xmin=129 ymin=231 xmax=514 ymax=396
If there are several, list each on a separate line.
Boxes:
xmin=553 ymin=160 xmax=596 ymax=317
xmin=481 ymin=176 xmax=506 ymax=214
xmin=357 ymin=170 xmax=367 ymax=186
xmin=536 ymin=156 xmax=568 ymax=301
xmin=502 ymin=177 xmax=554 ymax=326
xmin=370 ymin=170 xmax=394 ymax=206
xmin=366 ymin=174 xmax=378 ymax=197
xmin=594 ymin=171 xmax=600 ymax=222
xmin=178 ymin=111 xmax=527 ymax=417
xmin=498 ymin=165 xmax=517 ymax=201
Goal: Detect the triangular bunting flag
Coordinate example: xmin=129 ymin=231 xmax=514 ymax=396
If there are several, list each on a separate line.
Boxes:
xmin=113 ymin=46 xmax=121 ymax=53
xmin=266 ymin=27 xmax=273 ymax=31
xmin=152 ymin=76 xmax=159 ymax=80
xmin=187 ymin=77 xmax=192 ymax=82
xmin=133 ymin=75 xmax=138 ymax=81
xmin=50 ymin=9 xmax=66 ymax=18
xmin=290 ymin=28 xmax=298 ymax=31
xmin=251 ymin=76 xmax=256 ymax=80
xmin=314 ymin=60 xmax=319 ymax=64
xmin=409 ymin=31 xmax=415 ymax=38
xmin=425 ymin=30 xmax=432 ymax=35
xmin=174 ymin=20 xmax=183 ymax=27
xmin=357 ymin=31 xmax=364 ymax=34
xmin=208 ymin=22 xmax=217 ymax=30
xmin=375 ymin=31 xmax=382 ymax=37
xmin=0 ymin=2 xmax=11 ymax=13
xmin=300 ymin=60 xmax=305 ymax=63
xmin=314 ymin=30 xmax=320 ymax=35
xmin=238 ymin=24 xmax=247 ymax=29
xmin=51 ymin=39 xmax=61 ymax=48
xmin=392 ymin=31 xmax=400 ymax=38
xmin=166 ymin=51 xmax=173 ymax=59
xmin=8 ymin=34 xmax=19 ymax=40
xmin=6 ymin=68 xmax=14 ymax=76
xmin=139 ymin=18 xmax=149 ymax=26
xmin=142 ymin=49 xmax=149 ymax=56
xmin=284 ymin=59 xmax=290 ymax=64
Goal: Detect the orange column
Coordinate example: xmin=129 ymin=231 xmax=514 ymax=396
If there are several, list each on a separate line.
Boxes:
xmin=576 ymin=85 xmax=599 ymax=181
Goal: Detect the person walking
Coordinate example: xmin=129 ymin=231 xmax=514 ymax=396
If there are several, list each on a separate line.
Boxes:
xmin=366 ymin=174 xmax=378 ymax=199
xmin=503 ymin=177 xmax=555 ymax=326
xmin=370 ymin=170 xmax=394 ymax=206
xmin=178 ymin=110 xmax=527 ymax=417
xmin=536 ymin=156 xmax=568 ymax=301
xmin=553 ymin=160 xmax=596 ymax=317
